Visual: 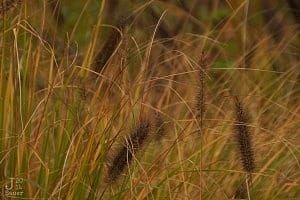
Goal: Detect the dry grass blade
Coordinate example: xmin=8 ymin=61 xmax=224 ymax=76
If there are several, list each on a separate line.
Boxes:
xmin=262 ymin=1 xmax=285 ymax=41
xmin=148 ymin=7 xmax=171 ymax=39
xmin=154 ymin=112 xmax=166 ymax=140
xmin=49 ymin=0 xmax=65 ymax=26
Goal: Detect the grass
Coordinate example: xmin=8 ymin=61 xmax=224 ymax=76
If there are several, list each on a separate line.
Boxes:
xmin=0 ymin=0 xmax=299 ymax=199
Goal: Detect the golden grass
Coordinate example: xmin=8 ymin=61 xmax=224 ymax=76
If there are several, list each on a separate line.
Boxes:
xmin=0 ymin=0 xmax=299 ymax=199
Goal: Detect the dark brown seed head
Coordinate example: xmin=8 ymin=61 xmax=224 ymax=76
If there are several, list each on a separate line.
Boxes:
xmin=234 ymin=183 xmax=247 ymax=199
xmin=107 ymin=120 xmax=150 ymax=182
xmin=233 ymin=174 xmax=252 ymax=199
xmin=93 ymin=15 xmax=131 ymax=73
xmin=195 ymin=52 xmax=208 ymax=126
xmin=234 ymin=97 xmax=255 ymax=174
xmin=93 ymin=30 xmax=122 ymax=73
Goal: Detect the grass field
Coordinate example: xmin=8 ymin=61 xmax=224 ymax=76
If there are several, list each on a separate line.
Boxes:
xmin=0 ymin=0 xmax=299 ymax=199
